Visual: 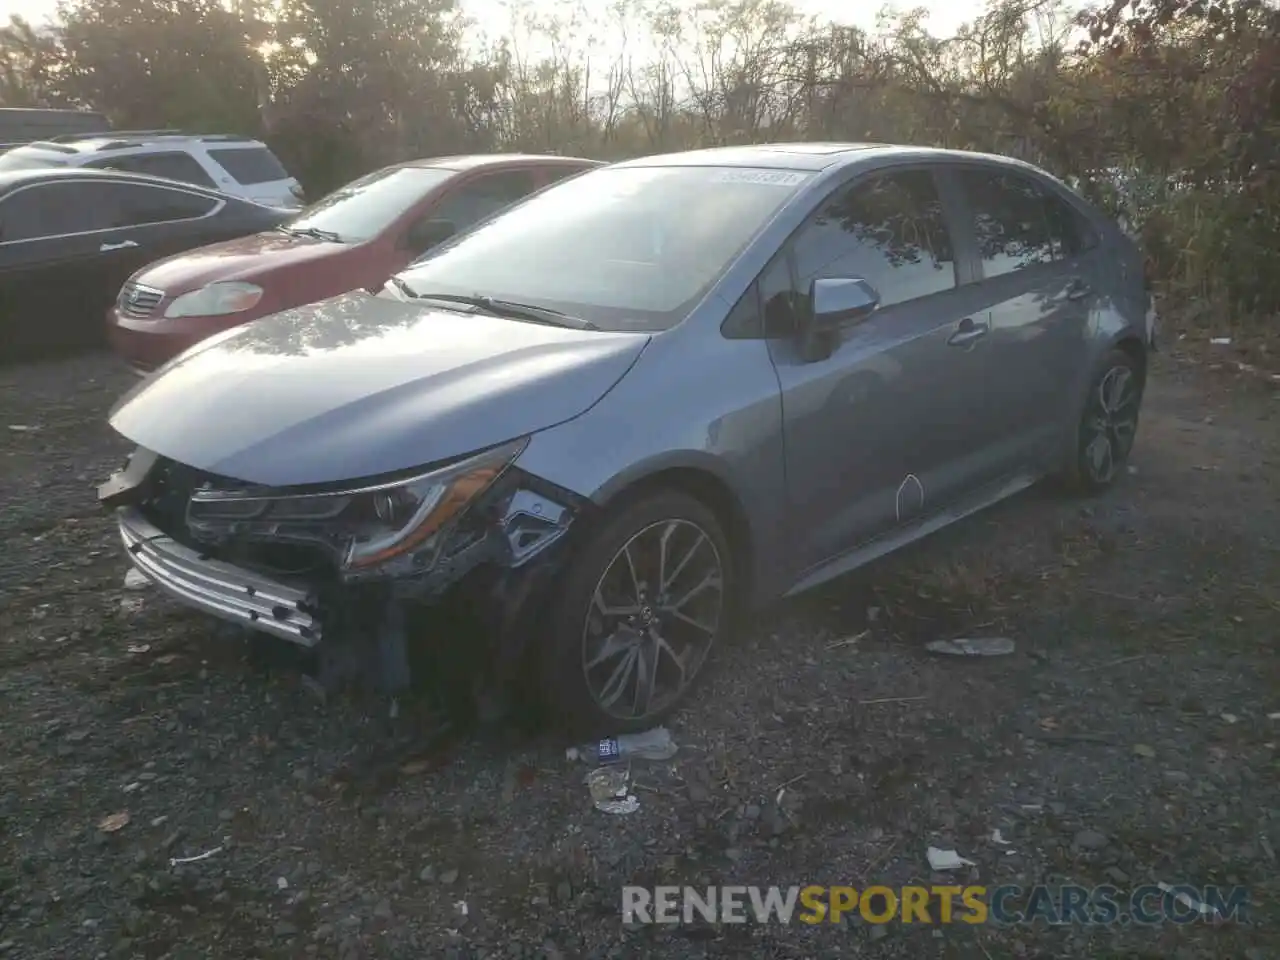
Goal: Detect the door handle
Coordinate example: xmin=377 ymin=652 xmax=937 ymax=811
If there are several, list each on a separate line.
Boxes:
xmin=947 ymin=317 xmax=990 ymax=347
xmin=100 ymin=240 xmax=139 ymax=252
xmin=1066 ymin=279 xmax=1092 ymax=301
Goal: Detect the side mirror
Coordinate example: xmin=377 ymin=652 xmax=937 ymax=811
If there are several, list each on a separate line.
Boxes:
xmin=799 ymin=278 xmax=880 ymax=362
xmin=405 ymin=218 xmax=456 ymax=253
xmin=810 ymin=277 xmax=879 ymax=330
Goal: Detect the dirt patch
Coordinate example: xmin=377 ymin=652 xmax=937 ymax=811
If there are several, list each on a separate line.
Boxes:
xmin=0 ymin=349 xmax=1276 ymax=959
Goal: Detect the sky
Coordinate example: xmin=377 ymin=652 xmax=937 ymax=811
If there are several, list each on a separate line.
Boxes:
xmin=0 ymin=0 xmax=986 ymax=39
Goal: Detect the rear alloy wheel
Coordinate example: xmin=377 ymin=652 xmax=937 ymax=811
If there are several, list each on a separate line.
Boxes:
xmin=544 ymin=490 xmax=733 ymax=735
xmin=1065 ymin=348 xmax=1144 ymax=494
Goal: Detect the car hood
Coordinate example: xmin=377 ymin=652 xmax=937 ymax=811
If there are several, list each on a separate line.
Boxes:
xmin=108 ymin=291 xmax=650 ymax=487
xmin=133 ymin=230 xmax=346 ymax=290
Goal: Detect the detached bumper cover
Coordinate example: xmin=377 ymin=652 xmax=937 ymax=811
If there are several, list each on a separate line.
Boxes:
xmin=118 ymin=506 xmax=322 ymax=646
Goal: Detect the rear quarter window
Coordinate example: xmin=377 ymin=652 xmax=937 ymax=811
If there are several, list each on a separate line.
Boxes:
xmin=207 ymin=147 xmax=290 ymax=185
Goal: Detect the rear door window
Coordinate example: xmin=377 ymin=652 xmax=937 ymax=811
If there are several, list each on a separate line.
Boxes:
xmin=207 ymin=146 xmax=290 ymax=185
xmin=0 ymin=181 xmax=116 ymax=241
xmin=431 ymin=170 xmax=539 ymax=232
xmin=957 ymin=168 xmax=1056 ymax=278
xmin=107 ymin=183 xmax=219 ymax=227
xmin=91 ymin=152 xmax=218 ymax=189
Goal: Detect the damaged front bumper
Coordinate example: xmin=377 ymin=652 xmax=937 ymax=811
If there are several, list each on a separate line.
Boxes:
xmin=101 ymin=445 xmax=592 ymax=691
xmin=119 ymin=506 xmax=323 ymax=646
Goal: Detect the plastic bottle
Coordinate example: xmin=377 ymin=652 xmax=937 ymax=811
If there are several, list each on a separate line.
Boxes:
xmin=566 ymin=727 xmax=677 ymax=764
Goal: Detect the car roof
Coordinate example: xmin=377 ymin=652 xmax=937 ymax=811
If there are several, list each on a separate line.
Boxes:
xmin=10 ymin=133 xmax=268 ymax=154
xmin=402 ymin=154 xmax=604 ymax=172
xmin=613 ymin=142 xmax=1050 ymax=175
xmin=0 ymin=165 xmax=234 ymax=197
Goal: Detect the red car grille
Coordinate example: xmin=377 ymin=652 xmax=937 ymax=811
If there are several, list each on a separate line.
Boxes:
xmin=118 ymin=281 xmax=165 ymax=319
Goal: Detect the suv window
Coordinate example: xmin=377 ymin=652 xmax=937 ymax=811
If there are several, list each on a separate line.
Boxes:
xmin=90 ymin=151 xmax=218 ymax=189
xmin=431 ymin=170 xmax=539 ymax=232
xmin=958 ymin=168 xmax=1059 ymax=278
xmin=791 ymin=168 xmax=956 ymax=313
xmin=207 ymin=146 xmax=289 ymax=185
xmin=108 ymin=182 xmax=218 ymax=226
xmin=0 ymin=182 xmax=114 ymax=241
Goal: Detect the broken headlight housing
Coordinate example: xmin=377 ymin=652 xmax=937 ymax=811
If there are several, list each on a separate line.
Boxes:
xmin=185 ymin=438 xmax=527 ymax=572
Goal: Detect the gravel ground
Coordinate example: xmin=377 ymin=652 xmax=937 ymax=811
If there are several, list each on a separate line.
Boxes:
xmin=0 ymin=345 xmax=1276 ymax=960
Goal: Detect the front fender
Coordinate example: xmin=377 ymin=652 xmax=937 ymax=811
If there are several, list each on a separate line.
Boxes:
xmin=513 ymin=332 xmax=791 ymax=606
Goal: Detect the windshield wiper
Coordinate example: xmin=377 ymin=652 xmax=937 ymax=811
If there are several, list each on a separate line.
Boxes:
xmin=279 ymin=225 xmax=343 ymax=243
xmin=386 ymin=275 xmax=418 ymax=300
xmin=401 ymin=289 xmax=599 ymax=330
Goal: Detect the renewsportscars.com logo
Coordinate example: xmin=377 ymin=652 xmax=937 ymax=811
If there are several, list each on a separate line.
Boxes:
xmin=621 ymin=884 xmax=1249 ymax=926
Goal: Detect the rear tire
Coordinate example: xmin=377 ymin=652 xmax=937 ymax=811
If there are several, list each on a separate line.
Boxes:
xmin=1061 ymin=348 xmax=1145 ymax=495
xmin=541 ymin=489 xmax=734 ymax=736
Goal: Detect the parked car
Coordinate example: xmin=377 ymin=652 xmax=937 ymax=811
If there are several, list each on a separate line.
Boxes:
xmin=105 ymin=153 xmax=601 ymax=374
xmin=1 ymin=167 xmax=291 ymax=363
xmin=98 ymin=142 xmax=1156 ymax=734
xmin=0 ymin=131 xmax=303 ymax=208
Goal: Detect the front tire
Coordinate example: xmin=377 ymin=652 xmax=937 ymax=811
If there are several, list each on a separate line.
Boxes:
xmin=542 ymin=489 xmax=734 ymax=736
xmin=1062 ymin=348 xmax=1145 ymax=495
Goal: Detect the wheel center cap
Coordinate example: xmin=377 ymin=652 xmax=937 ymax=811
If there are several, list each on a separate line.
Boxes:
xmin=639 ymin=605 xmax=656 ymax=626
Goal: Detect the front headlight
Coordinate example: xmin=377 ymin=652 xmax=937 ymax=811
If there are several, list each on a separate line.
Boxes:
xmin=186 ymin=438 xmax=527 ymax=571
xmin=164 ymin=282 xmax=264 ymax=319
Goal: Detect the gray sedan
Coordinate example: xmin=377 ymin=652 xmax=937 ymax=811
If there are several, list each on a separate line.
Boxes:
xmin=98 ymin=142 xmax=1156 ymax=734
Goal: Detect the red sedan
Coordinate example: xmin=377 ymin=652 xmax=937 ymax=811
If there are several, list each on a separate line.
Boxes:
xmin=107 ymin=154 xmax=601 ymax=373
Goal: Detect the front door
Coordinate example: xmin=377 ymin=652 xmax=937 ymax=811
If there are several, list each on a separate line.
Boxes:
xmin=766 ymin=166 xmax=990 ymax=576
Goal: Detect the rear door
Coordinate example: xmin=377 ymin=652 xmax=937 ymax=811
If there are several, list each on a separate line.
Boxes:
xmin=765 ymin=165 xmax=992 ymax=572
xmin=946 ymin=163 xmax=1100 ymax=469
xmin=0 ymin=180 xmax=119 ymax=356
xmin=95 ymin=180 xmax=226 ymax=289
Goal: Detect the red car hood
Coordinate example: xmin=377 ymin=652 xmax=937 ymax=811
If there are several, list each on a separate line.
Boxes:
xmin=133 ymin=230 xmax=346 ymax=292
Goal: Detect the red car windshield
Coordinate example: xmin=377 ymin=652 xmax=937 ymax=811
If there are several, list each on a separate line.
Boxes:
xmin=286 ymin=166 xmax=453 ymax=243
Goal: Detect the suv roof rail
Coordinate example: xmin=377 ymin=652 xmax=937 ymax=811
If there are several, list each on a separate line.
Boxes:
xmin=47 ymin=128 xmax=186 ymax=143
xmin=196 ymin=134 xmax=258 ymax=144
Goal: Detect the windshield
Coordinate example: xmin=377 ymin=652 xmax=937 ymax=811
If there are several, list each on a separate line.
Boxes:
xmin=0 ymin=149 xmax=66 ymax=171
xmin=287 ymin=166 xmax=454 ymax=242
xmin=396 ymin=164 xmax=813 ymax=331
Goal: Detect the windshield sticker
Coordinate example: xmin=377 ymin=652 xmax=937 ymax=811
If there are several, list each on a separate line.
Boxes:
xmin=711 ymin=169 xmax=809 ymax=186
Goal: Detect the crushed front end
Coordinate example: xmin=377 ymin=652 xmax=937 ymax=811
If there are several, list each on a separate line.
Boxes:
xmin=97 ymin=439 xmax=588 ymax=694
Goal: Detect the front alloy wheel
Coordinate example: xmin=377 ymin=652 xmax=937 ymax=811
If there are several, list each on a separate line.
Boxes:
xmin=545 ymin=491 xmax=733 ymax=734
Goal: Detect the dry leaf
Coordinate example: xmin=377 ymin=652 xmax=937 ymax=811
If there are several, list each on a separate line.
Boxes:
xmin=1038 ymin=716 xmax=1059 ymax=731
xmin=1133 ymin=744 xmax=1156 ymax=758
xmin=155 ymin=654 xmax=179 ymax=665
xmin=98 ymin=811 xmax=131 ymax=833
xmin=400 ymin=760 xmax=430 ymax=775
xmin=127 ymin=644 xmax=151 ymax=655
